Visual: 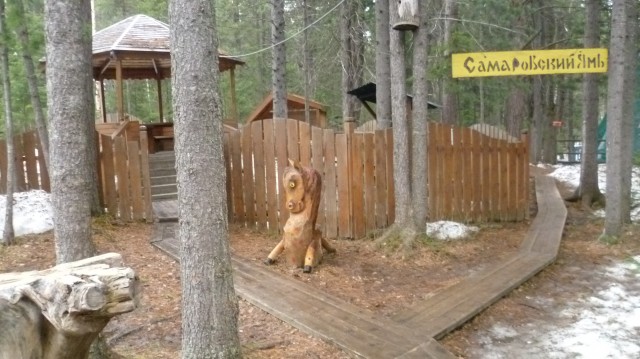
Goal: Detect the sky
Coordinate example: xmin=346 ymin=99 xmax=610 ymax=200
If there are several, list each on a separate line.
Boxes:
xmin=0 ymin=164 xmax=638 ymax=358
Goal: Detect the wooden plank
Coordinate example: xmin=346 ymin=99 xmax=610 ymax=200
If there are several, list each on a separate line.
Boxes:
xmin=451 ymin=126 xmax=464 ymax=220
xmin=442 ymin=125 xmax=453 ymax=219
xmin=427 ymin=123 xmax=439 ymax=220
xmin=101 ymin=135 xmax=118 ymax=216
xmin=385 ymin=128 xmax=395 ymax=224
xmin=323 ymin=129 xmax=337 ymax=239
xmin=35 ymin=135 xmax=50 ymax=192
xmin=274 ymin=119 xmax=289 ymax=229
xmin=0 ymin=139 xmax=6 ymax=193
xmin=522 ymin=176 xmax=567 ymax=255
xmin=374 ymin=130 xmax=388 ymax=228
xmin=286 ymin=119 xmax=300 ymax=163
xmin=298 ymin=121 xmax=312 ymax=167
xmin=22 ymin=132 xmax=39 ymax=190
xmin=335 ymin=133 xmax=350 ymax=238
xmin=114 ymin=137 xmax=131 ymax=221
xmin=470 ymin=129 xmax=481 ymax=222
xmin=231 ymin=257 xmax=456 ymax=359
xmin=139 ymin=130 xmax=153 ymax=222
xmin=127 ymin=141 xmax=144 ymax=220
xmin=460 ymin=128 xmax=472 ymax=221
xmin=363 ymin=134 xmax=376 ymax=233
xmin=394 ymin=253 xmax=552 ymax=339
xmin=223 ymin=132 xmax=232 ymax=221
xmin=241 ymin=124 xmax=256 ymax=225
xmin=351 ymin=134 xmax=365 ymax=238
xmin=507 ymin=143 xmax=517 ymax=221
xmin=13 ymin=134 xmax=26 ymax=191
xmin=251 ymin=121 xmax=267 ymax=229
xmin=480 ymin=133 xmax=492 ymax=222
xmin=263 ymin=119 xmax=279 ymax=231
xmin=229 ymin=131 xmax=245 ymax=224
xmin=490 ymin=137 xmax=501 ymax=220
xmin=311 ymin=126 xmax=325 ymax=233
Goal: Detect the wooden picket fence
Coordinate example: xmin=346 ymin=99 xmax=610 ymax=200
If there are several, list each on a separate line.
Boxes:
xmin=0 ymin=130 xmax=50 ymax=194
xmin=97 ymin=120 xmax=153 ymax=221
xmin=224 ymin=118 xmax=529 ymax=239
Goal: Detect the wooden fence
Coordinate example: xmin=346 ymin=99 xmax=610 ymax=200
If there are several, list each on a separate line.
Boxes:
xmin=0 ymin=130 xmax=49 ymax=194
xmin=224 ymin=119 xmax=529 ymax=239
xmin=98 ymin=120 xmax=153 ymax=221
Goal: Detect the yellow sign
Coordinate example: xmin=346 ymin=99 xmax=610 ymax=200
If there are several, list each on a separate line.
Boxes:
xmin=452 ymin=48 xmax=608 ymax=78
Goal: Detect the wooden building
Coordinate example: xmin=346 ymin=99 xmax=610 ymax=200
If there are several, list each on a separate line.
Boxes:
xmin=246 ymin=93 xmax=328 ymax=128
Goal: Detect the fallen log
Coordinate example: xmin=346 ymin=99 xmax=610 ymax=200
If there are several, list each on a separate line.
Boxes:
xmin=0 ymin=252 xmax=139 ymax=359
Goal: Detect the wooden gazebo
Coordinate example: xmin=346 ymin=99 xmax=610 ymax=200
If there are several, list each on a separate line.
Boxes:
xmin=92 ymin=14 xmax=244 ymax=124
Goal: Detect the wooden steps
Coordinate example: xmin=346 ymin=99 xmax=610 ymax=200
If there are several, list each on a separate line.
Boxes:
xmin=150 ymin=175 xmax=567 ymax=358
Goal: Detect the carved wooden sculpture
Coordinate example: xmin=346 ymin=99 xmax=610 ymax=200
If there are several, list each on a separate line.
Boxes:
xmin=266 ymin=160 xmax=335 ymax=273
xmin=0 ymin=253 xmax=138 ymax=359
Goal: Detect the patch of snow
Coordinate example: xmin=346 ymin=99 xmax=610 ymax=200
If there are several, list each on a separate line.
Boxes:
xmin=549 ymin=164 xmax=640 ymax=222
xmin=469 ymin=257 xmax=640 ymax=359
xmin=426 ymin=221 xmax=479 ymax=241
xmin=0 ymin=190 xmax=53 ymax=237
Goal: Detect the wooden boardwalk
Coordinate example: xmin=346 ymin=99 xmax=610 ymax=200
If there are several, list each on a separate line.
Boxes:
xmin=151 ymin=175 xmax=566 ymax=358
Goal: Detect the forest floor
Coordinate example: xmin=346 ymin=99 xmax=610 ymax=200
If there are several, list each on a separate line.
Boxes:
xmin=1 ymin=174 xmax=639 ymax=358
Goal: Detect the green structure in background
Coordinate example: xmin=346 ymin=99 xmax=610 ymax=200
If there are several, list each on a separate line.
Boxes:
xmin=597 ymin=68 xmax=640 ymax=161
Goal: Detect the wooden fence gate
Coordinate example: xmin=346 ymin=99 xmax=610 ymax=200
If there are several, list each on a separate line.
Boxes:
xmin=0 ymin=130 xmax=49 ymax=194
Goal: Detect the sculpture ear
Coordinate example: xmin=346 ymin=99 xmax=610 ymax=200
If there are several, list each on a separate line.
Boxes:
xmin=288 ymin=158 xmax=302 ymax=171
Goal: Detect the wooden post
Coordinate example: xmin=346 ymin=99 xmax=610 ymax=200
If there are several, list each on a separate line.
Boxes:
xmin=156 ymin=78 xmax=164 ymax=123
xmin=0 ymin=253 xmax=138 ymax=359
xmin=343 ymin=117 xmax=355 ymax=237
xmin=100 ymin=79 xmax=107 ymax=123
xmin=115 ymin=58 xmax=124 ymax=121
xmin=392 ymin=0 xmax=418 ymax=31
xmin=229 ymin=67 xmax=238 ymax=127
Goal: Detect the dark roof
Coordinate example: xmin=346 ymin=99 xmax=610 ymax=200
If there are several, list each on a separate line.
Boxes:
xmin=91 ymin=14 xmax=243 ymax=80
xmin=347 ymin=82 xmax=441 ymax=109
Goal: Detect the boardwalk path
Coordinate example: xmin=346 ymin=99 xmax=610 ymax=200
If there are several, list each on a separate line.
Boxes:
xmin=152 ymin=175 xmax=566 ymax=358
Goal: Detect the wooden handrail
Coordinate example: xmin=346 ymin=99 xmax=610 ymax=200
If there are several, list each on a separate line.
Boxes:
xmin=110 ymin=119 xmax=130 ymax=140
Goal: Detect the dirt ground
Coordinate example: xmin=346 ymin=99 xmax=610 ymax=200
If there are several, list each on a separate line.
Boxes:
xmin=1 ymin=177 xmax=639 ymax=358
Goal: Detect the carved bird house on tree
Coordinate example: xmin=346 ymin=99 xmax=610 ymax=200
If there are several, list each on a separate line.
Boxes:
xmin=0 ymin=253 xmax=138 ymax=359
xmin=392 ymin=0 xmax=419 ymax=31
xmin=265 ymin=160 xmax=335 ymax=273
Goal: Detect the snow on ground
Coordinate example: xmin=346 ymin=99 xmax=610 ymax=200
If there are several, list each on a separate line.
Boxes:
xmin=469 ymin=164 xmax=640 ymax=358
xmin=426 ymin=221 xmax=479 ymax=240
xmin=469 ymin=256 xmax=640 ymax=359
xmin=549 ymin=164 xmax=640 ymax=222
xmin=0 ymin=190 xmax=53 ymax=237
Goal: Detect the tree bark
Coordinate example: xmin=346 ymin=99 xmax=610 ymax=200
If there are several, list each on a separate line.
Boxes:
xmin=504 ymin=85 xmax=528 ymax=138
xmin=603 ymin=0 xmax=637 ymax=238
xmin=169 ymin=0 xmax=242 ymax=357
xmin=375 ymin=0 xmax=391 ymax=129
xmin=441 ymin=0 xmax=458 ymax=125
xmin=411 ymin=0 xmax=428 ymax=237
xmin=0 ymin=0 xmax=15 ymax=246
xmin=271 ymin=0 xmax=287 ymax=119
xmin=45 ymin=0 xmax=96 ymax=263
xmin=571 ymin=0 xmax=604 ymax=208
xmin=0 ymin=253 xmax=138 ymax=359
xmin=12 ymin=0 xmax=50 ymax=172
xmin=340 ymin=0 xmax=364 ymax=121
xmin=389 ymin=13 xmax=411 ymax=228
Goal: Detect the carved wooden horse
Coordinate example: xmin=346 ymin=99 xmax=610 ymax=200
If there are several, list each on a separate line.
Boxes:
xmin=265 ymin=160 xmax=335 ymax=273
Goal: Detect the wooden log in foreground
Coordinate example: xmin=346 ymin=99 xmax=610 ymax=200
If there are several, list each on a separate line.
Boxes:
xmin=0 ymin=252 xmax=139 ymax=359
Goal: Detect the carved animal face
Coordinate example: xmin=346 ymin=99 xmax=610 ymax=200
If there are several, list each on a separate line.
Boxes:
xmin=283 ymin=160 xmax=306 ymax=213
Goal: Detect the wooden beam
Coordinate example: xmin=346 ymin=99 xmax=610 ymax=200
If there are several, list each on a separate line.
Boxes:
xmin=361 ymin=100 xmax=377 ymax=119
xmin=100 ymin=79 xmax=107 ymax=123
xmin=157 ymin=78 xmax=164 ymax=123
xmin=229 ymin=68 xmax=238 ymax=126
xmin=115 ymin=59 xmax=124 ymax=121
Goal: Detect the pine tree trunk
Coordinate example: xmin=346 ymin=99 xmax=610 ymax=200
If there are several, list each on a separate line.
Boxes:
xmin=575 ymin=0 xmax=603 ymax=206
xmin=603 ymin=0 xmax=637 ymax=238
xmin=504 ymin=85 xmax=528 ymax=138
xmin=13 ymin=0 xmax=50 ymax=172
xmin=389 ymin=14 xmax=411 ymax=227
xmin=45 ymin=0 xmax=96 ymax=263
xmin=411 ymin=1 xmax=428 ymax=235
xmin=375 ymin=0 xmax=391 ymax=129
xmin=170 ymin=0 xmax=242 ymax=357
xmin=441 ymin=0 xmax=458 ymax=125
xmin=0 ymin=0 xmax=14 ymax=246
xmin=271 ymin=0 xmax=287 ymax=119
xmin=340 ymin=0 xmax=363 ymax=121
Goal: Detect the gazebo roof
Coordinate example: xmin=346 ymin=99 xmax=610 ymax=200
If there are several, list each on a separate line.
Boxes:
xmin=92 ymin=14 xmax=243 ymax=80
